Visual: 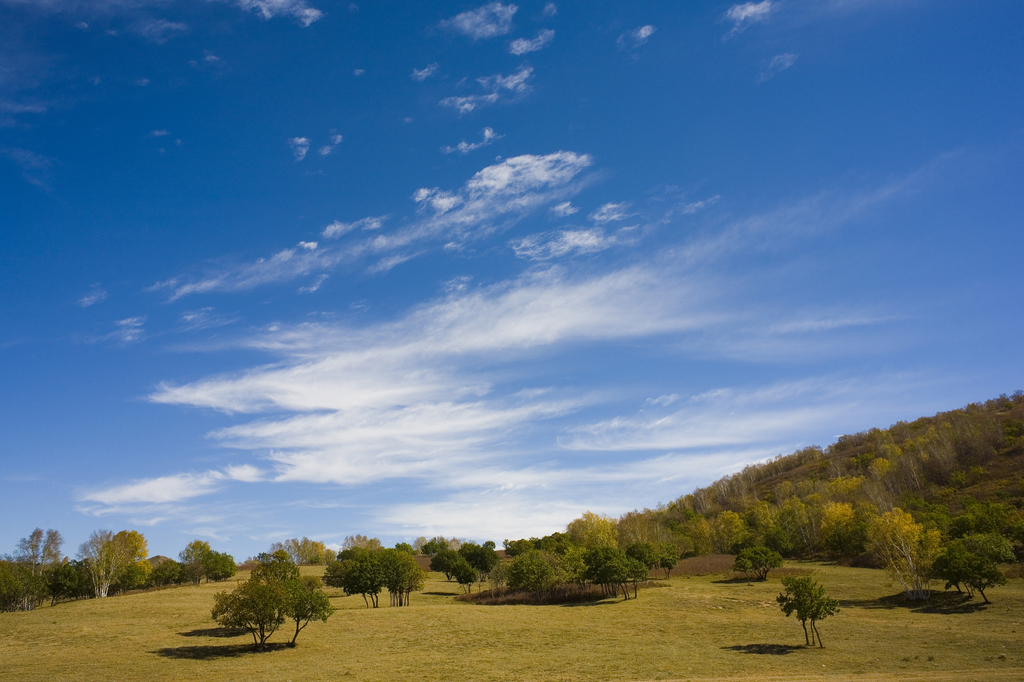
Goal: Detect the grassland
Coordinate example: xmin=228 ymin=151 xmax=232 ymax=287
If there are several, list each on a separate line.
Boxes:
xmin=1 ymin=563 xmax=1022 ymax=681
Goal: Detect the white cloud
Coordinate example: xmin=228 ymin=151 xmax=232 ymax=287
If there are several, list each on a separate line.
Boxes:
xmin=646 ymin=393 xmax=680 ymax=407
xmin=231 ymin=0 xmax=323 ymax=26
xmin=510 ymin=229 xmax=616 ymax=260
xmin=411 ymin=63 xmax=439 ymax=81
xmin=759 ymin=53 xmax=798 ymax=81
xmin=509 ymin=29 xmax=554 ymax=55
xmin=149 ymin=129 xmax=169 ymax=137
xmin=132 ymin=19 xmax=188 ymax=43
xmin=78 ymin=285 xmax=107 ymax=307
xmin=150 ymin=152 xmax=593 ymax=299
xmin=618 ymin=25 xmax=656 ymax=49
xmin=148 ymin=243 xmax=343 ymax=301
xmin=322 ymin=215 xmax=388 ymax=238
xmin=79 ymin=471 xmax=225 ymax=506
xmin=589 ymin=201 xmax=633 ymax=223
xmin=440 ymin=2 xmax=517 ymax=40
xmin=318 ymin=145 xmax=332 ymax=156
xmin=353 ymin=68 xmax=365 ymax=76
xmin=178 ymin=307 xmax=239 ymax=332
xmin=438 ymin=93 xmax=500 ymax=114
xmin=299 ymin=274 xmax=329 ymax=293
xmin=724 ymin=1 xmax=774 ymax=35
xmin=440 ymin=67 xmax=533 ymax=114
xmin=442 ymin=127 xmax=502 ymax=154
xmin=542 ymin=3 xmax=557 ymax=17
xmin=288 ymin=136 xmax=310 ymax=161
xmin=100 ymin=316 xmax=145 ymax=344
xmin=477 ymin=67 xmax=532 ymax=94
xmin=550 ymin=201 xmax=578 ymax=217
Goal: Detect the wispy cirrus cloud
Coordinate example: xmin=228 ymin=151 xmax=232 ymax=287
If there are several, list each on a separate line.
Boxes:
xmin=440 ymin=66 xmax=533 ymax=113
xmin=411 ymin=63 xmax=439 ymax=81
xmin=440 ymin=2 xmax=517 ymax=40
xmin=510 ymin=29 xmax=554 ymax=55
xmin=442 ymin=127 xmax=502 ymax=154
xmin=149 ymin=151 xmax=594 ymax=300
xmin=510 ymin=228 xmax=617 ymax=260
xmin=617 ymin=25 xmax=656 ymax=50
xmin=724 ymin=1 xmax=774 ymax=36
xmin=758 ymin=53 xmax=798 ymax=81
xmin=288 ymin=136 xmax=310 ymax=161
xmin=78 ymin=284 xmax=107 ymax=307
xmin=131 ymin=18 xmax=187 ymax=43
xmin=230 ymin=0 xmax=323 ymax=26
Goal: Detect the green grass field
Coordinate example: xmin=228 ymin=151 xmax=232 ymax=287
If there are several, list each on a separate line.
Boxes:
xmin=2 ymin=563 xmax=1022 ymax=681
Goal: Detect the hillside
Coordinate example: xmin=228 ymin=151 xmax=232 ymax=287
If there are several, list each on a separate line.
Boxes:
xmin=615 ymin=392 xmax=1024 ymax=562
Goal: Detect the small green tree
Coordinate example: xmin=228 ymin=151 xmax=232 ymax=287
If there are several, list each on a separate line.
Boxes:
xmin=507 ymin=549 xmax=557 ymax=592
xmin=45 ymin=562 xmax=82 ymax=606
xmin=204 ymin=551 xmax=237 ymax=582
xmin=379 ymin=549 xmax=424 ymax=606
xmin=933 ymin=533 xmax=1013 ymax=603
xmin=212 ymin=577 xmax=287 ymax=651
xmin=776 ymin=576 xmax=840 ymax=648
xmin=451 ymin=556 xmax=478 ymax=593
xmin=324 ymin=554 xmax=382 ymax=608
xmin=179 ymin=540 xmax=212 ymax=584
xmin=733 ymin=546 xmax=783 ymax=581
xmin=284 ymin=576 xmax=333 ymax=646
xmin=149 ymin=559 xmax=182 ymax=587
xmin=430 ymin=548 xmax=461 ymax=581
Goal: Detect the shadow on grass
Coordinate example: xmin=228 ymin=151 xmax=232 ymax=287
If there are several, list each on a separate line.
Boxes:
xmin=712 ymin=576 xmax=763 ymax=584
xmin=841 ymin=591 xmax=989 ymax=614
xmin=423 ymin=591 xmax=460 ymax=596
xmin=178 ymin=627 xmax=249 ymax=638
xmin=722 ymin=644 xmax=804 ymax=655
xmin=152 ymin=642 xmax=289 ymax=660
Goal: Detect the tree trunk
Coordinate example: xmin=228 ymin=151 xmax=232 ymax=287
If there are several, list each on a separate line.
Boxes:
xmin=801 ymin=620 xmax=809 ymax=645
xmin=812 ymin=620 xmax=823 ymax=648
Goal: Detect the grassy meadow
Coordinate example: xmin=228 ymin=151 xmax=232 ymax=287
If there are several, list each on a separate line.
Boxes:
xmin=1 ymin=562 xmax=1022 ymax=682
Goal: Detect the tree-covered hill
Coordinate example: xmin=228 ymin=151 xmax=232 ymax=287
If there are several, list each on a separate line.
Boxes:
xmin=597 ymin=392 xmax=1024 ymax=563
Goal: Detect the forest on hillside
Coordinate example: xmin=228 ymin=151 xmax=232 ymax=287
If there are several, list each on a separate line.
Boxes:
xmin=593 ymin=392 xmax=1024 ymax=564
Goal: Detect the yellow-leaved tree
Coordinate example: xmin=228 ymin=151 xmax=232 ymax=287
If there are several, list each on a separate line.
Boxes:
xmin=867 ymin=508 xmax=940 ymax=600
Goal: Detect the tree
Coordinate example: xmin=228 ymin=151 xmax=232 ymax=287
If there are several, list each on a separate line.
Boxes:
xmin=179 ymin=540 xmax=212 ymax=584
xmin=0 ymin=561 xmax=47 ymax=611
xmin=625 ymin=558 xmax=649 ymax=599
xmin=379 ymin=549 xmax=425 ymax=606
xmin=45 ymin=561 xmax=82 ymax=606
xmin=566 ymin=511 xmax=618 ymax=550
xmin=205 ymin=551 xmax=237 ymax=582
xmin=450 ymin=556 xmax=478 ymax=593
xmin=933 ymin=533 xmax=1013 ymax=603
xmin=625 ymin=542 xmax=660 ymax=572
xmin=430 ymin=547 xmax=461 ymax=580
xmin=867 ymin=509 xmax=941 ymax=600
xmin=656 ymin=544 xmax=679 ymax=578
xmin=394 ymin=542 xmax=416 ymax=555
xmin=212 ymin=577 xmax=288 ymax=651
xmin=78 ymin=529 xmax=148 ymax=598
xmin=280 ymin=537 xmax=331 ymax=565
xmin=584 ymin=546 xmax=632 ymax=599
xmin=342 ymin=535 xmax=383 ymax=553
xmin=459 ymin=542 xmax=499 ymax=584
xmin=16 ymin=529 xmax=63 ymax=576
xmin=324 ymin=553 xmax=383 ymax=608
xmin=733 ymin=546 xmax=783 ymax=581
xmin=253 ymin=551 xmax=300 ymax=583
xmin=506 ymin=549 xmax=557 ymax=592
xmin=710 ymin=511 xmax=749 ymax=554
xmin=149 ymin=559 xmax=183 ymax=587
xmin=776 ymin=576 xmax=840 ymax=648
xmin=284 ymin=576 xmax=333 ymax=646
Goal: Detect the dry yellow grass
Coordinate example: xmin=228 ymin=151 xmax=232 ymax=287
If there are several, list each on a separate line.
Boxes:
xmin=1 ymin=563 xmax=1022 ymax=681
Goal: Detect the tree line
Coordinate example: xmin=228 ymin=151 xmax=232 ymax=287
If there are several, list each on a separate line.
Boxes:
xmin=0 ymin=528 xmax=237 ymax=611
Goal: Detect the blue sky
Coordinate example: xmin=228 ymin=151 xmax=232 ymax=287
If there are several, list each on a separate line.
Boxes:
xmin=1 ymin=0 xmax=1021 ymax=560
